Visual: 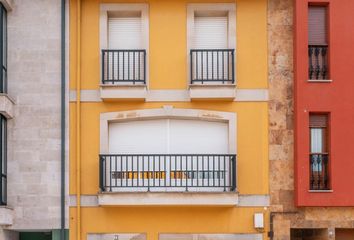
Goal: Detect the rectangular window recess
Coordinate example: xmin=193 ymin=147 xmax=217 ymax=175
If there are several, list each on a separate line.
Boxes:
xmin=308 ymin=5 xmax=329 ymax=80
xmin=309 ymin=113 xmax=330 ymax=191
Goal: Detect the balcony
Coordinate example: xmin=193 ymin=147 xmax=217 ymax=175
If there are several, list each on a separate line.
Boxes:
xmin=308 ymin=45 xmax=328 ymax=81
xmin=98 ymin=154 xmax=238 ymax=206
xmin=310 ymin=153 xmax=330 ymax=191
xmin=100 ymin=49 xmax=147 ymax=101
xmin=189 ymin=49 xmax=236 ymax=100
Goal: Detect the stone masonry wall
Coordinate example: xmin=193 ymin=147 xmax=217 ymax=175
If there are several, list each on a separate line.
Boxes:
xmin=268 ymin=0 xmax=354 ymax=239
xmin=5 ymin=0 xmax=63 ymax=230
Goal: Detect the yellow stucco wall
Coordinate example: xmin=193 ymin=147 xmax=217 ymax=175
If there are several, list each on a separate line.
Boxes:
xmin=69 ymin=0 xmax=269 ymax=239
xmin=69 ymin=207 xmax=269 ymax=240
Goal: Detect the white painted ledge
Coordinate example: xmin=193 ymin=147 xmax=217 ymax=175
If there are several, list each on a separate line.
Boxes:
xmin=308 ymin=190 xmax=333 ymax=193
xmin=100 ymin=85 xmax=147 ymax=101
xmin=0 ymin=0 xmax=13 ymax=11
xmin=98 ymin=192 xmax=239 ymax=207
xmin=0 ymin=206 xmax=13 ymax=226
xmin=189 ymin=84 xmax=236 ymax=101
xmin=0 ymin=94 xmax=15 ymax=119
xmin=307 ymin=79 xmax=333 ymax=83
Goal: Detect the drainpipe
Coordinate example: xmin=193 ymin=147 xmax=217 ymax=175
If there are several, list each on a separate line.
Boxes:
xmin=76 ymin=0 xmax=82 ymax=240
xmin=60 ymin=0 xmax=66 ymax=239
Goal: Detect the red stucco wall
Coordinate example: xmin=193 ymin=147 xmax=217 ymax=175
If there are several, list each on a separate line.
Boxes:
xmin=294 ymin=0 xmax=354 ymax=206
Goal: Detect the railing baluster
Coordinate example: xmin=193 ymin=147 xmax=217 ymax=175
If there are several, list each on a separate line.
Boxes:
xmin=143 ymin=51 xmax=146 ymax=84
xmin=101 ymin=51 xmax=105 ymax=84
xmin=232 ymin=50 xmax=235 ymax=84
xmin=138 ymin=51 xmax=141 ymax=81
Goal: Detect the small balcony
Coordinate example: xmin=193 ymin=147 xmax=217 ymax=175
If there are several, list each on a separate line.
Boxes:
xmin=308 ymin=45 xmax=328 ymax=80
xmin=189 ymin=49 xmax=236 ymax=100
xmin=100 ymin=49 xmax=147 ymax=101
xmin=310 ymin=153 xmax=330 ymax=191
xmin=98 ymin=154 xmax=238 ymax=206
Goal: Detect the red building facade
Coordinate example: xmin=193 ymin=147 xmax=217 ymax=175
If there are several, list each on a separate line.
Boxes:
xmin=295 ymin=0 xmax=354 ymax=206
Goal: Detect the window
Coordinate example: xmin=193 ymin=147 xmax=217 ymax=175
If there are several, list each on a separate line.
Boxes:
xmin=0 ymin=4 xmax=6 ymax=93
xmin=0 ymin=115 xmax=7 ymax=205
xmin=100 ymin=4 xmax=148 ymax=85
xmin=99 ymin=108 xmax=237 ymax=193
xmin=308 ymin=5 xmax=328 ymax=80
xmin=309 ymin=114 xmax=330 ymax=190
xmin=187 ymin=4 xmax=236 ymax=84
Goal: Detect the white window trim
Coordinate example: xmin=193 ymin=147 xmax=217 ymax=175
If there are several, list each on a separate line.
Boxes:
xmin=99 ymin=3 xmax=149 ymax=87
xmin=100 ymin=106 xmax=237 ymax=155
xmin=186 ymin=3 xmax=236 ymax=86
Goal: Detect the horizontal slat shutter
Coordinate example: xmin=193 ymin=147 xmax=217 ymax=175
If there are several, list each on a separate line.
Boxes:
xmin=308 ymin=6 xmax=327 ymax=45
xmin=310 ymin=114 xmax=328 ymax=128
xmin=108 ymin=17 xmax=142 ymax=49
xmin=193 ymin=16 xmax=228 ymax=49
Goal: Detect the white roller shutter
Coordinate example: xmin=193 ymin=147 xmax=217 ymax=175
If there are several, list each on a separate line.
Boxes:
xmin=193 ymin=16 xmax=228 ymax=49
xmin=169 ymin=119 xmax=228 ymax=154
xmin=109 ymin=119 xmax=168 ymax=154
xmin=108 ymin=17 xmax=142 ymax=49
xmin=109 ymin=119 xmax=228 ymax=154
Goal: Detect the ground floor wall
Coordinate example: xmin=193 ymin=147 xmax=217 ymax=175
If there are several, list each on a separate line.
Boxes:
xmin=271 ymin=208 xmax=354 ymax=240
xmin=69 ymin=207 xmax=268 ymax=240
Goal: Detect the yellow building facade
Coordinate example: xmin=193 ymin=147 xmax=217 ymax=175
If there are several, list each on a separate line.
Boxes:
xmin=69 ymin=0 xmax=269 ymax=239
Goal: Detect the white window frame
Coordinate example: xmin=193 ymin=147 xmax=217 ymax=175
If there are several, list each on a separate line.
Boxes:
xmin=99 ymin=3 xmax=149 ymax=87
xmin=187 ymin=3 xmax=236 ymax=85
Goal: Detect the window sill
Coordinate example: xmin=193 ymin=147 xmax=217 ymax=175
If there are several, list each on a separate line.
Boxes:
xmin=0 ymin=94 xmax=15 ymax=119
xmin=100 ymin=84 xmax=147 ymax=101
xmin=308 ymin=190 xmax=333 ymax=193
xmin=0 ymin=206 xmax=13 ymax=226
xmin=98 ymin=192 xmax=239 ymax=207
xmin=189 ymin=84 xmax=236 ymax=101
xmin=307 ymin=79 xmax=333 ymax=83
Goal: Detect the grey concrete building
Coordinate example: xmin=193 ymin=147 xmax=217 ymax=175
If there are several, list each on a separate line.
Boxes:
xmin=0 ymin=0 xmax=68 ymax=239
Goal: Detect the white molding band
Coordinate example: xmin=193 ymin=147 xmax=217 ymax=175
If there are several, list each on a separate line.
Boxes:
xmin=69 ymin=194 xmax=270 ymax=207
xmin=237 ymin=195 xmax=270 ymax=207
xmin=69 ymin=89 xmax=269 ymax=102
xmin=69 ymin=195 xmax=99 ymax=207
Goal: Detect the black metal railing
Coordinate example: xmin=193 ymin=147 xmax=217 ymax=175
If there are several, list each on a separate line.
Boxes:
xmin=102 ymin=49 xmax=146 ymax=84
xmin=310 ymin=153 xmax=330 ymax=190
xmin=99 ymin=154 xmax=237 ymax=192
xmin=190 ymin=49 xmax=235 ymax=84
xmin=308 ymin=45 xmax=328 ymax=80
